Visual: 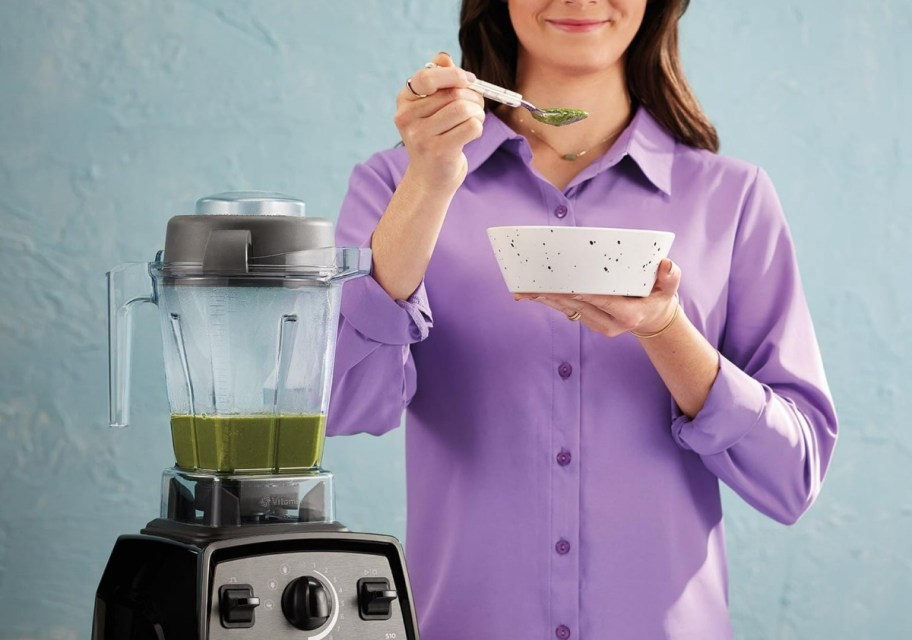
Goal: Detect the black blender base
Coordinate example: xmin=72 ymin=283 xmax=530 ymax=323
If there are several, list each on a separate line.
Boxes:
xmin=92 ymin=528 xmax=420 ymax=640
xmin=92 ymin=534 xmax=196 ymax=639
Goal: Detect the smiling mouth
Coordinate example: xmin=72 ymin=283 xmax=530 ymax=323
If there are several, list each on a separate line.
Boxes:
xmin=546 ymin=19 xmax=610 ymax=32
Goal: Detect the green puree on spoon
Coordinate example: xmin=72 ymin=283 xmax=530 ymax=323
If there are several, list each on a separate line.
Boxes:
xmin=529 ymin=107 xmax=590 ymax=127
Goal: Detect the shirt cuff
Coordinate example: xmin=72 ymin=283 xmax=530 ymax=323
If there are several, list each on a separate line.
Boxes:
xmin=671 ymin=354 xmax=767 ymax=455
xmin=340 ymin=273 xmax=433 ymax=346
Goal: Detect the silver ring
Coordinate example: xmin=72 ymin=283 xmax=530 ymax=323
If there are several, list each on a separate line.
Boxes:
xmin=567 ymin=310 xmax=582 ymax=322
xmin=406 ymin=78 xmax=427 ymax=98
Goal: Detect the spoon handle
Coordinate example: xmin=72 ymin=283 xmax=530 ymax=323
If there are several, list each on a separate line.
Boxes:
xmin=467 ymin=79 xmax=522 ymax=108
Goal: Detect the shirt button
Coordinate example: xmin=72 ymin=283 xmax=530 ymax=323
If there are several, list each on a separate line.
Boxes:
xmin=558 ymin=362 xmax=573 ymax=379
xmin=556 ymin=625 xmax=571 ymax=639
xmin=555 ymin=539 xmax=571 ymax=555
xmin=554 ymin=204 xmax=568 ymax=219
xmin=556 ymin=450 xmax=572 ymax=466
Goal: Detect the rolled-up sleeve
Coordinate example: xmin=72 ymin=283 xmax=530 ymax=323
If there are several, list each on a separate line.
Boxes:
xmin=340 ymin=275 xmax=432 ymax=346
xmin=671 ymin=167 xmax=839 ymax=525
xmin=327 ymin=156 xmax=433 ymax=437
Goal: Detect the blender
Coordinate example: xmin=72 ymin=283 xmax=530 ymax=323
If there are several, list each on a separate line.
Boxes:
xmin=92 ymin=193 xmax=420 ymax=639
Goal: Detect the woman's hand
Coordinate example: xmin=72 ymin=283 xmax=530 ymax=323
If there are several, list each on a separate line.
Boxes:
xmin=514 ymin=259 xmax=682 ymax=338
xmin=396 ymin=52 xmax=485 ymax=190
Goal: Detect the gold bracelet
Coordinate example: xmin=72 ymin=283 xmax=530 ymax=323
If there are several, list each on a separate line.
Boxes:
xmin=630 ymin=296 xmax=680 ymax=339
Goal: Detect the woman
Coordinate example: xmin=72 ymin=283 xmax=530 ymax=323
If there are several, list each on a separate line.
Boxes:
xmin=327 ymin=1 xmax=838 ymax=638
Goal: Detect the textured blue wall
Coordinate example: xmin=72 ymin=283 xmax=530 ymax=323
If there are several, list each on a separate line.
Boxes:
xmin=0 ymin=1 xmax=908 ymax=637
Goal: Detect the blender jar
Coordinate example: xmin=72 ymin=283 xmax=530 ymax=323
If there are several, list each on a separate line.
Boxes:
xmin=108 ymin=192 xmax=369 ymax=474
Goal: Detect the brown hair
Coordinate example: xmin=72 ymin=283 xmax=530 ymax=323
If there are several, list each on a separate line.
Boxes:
xmin=458 ymin=0 xmax=719 ymax=153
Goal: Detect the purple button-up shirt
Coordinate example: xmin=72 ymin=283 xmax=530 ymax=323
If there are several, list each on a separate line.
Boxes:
xmin=327 ymin=107 xmax=838 ymax=639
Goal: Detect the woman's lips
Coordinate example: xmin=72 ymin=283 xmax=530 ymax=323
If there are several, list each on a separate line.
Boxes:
xmin=546 ymin=19 xmax=609 ymax=33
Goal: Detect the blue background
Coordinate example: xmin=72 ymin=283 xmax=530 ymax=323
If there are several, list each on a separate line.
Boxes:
xmin=1 ymin=1 xmax=909 ymax=637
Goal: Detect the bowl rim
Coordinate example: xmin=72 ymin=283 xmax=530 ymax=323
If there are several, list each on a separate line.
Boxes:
xmin=486 ymin=225 xmax=675 ymax=238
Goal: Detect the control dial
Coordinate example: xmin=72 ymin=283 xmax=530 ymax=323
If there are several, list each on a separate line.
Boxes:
xmin=282 ymin=576 xmax=332 ymax=631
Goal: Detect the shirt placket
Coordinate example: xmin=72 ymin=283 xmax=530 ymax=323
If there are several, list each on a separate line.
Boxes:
xmin=550 ymin=195 xmax=581 ymax=640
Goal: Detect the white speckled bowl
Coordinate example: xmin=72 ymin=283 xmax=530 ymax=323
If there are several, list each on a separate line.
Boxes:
xmin=487 ymin=226 xmax=675 ymax=296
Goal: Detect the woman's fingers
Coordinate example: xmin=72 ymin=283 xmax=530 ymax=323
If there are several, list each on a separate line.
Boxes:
xmin=514 ymin=259 xmax=684 ymax=337
xmin=435 ymin=112 xmax=485 ymax=148
xmin=394 ymin=53 xmax=484 ymax=185
xmin=398 ymin=100 xmax=484 ymax=155
xmin=415 ymin=96 xmax=485 ymax=135
xmin=519 ymin=295 xmax=629 ymax=336
xmin=398 ymin=88 xmax=484 ymax=122
xmin=650 ymin=259 xmax=679 ymax=296
xmin=396 ymin=56 xmax=483 ymax=140
xmin=403 ymin=65 xmax=476 ymax=101
xmin=431 ymin=50 xmax=456 ymax=68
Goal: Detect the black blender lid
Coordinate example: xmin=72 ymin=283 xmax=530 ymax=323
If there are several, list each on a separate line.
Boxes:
xmin=160 ymin=192 xmax=337 ymax=277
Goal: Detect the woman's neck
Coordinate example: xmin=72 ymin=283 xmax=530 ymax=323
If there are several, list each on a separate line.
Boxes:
xmin=492 ymin=59 xmax=634 ymax=191
xmin=505 ymin=59 xmax=634 ymax=156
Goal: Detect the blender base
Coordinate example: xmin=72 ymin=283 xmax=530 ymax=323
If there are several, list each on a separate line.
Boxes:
xmin=92 ymin=529 xmax=419 ymax=640
xmin=92 ymin=467 xmax=420 ymax=639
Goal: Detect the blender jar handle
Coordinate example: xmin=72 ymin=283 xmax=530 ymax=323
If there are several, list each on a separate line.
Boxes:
xmin=107 ymin=262 xmax=155 ymax=428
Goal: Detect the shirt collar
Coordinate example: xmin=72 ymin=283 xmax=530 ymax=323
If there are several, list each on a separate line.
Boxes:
xmin=609 ymin=106 xmax=676 ymax=196
xmin=465 ymin=105 xmax=677 ymax=196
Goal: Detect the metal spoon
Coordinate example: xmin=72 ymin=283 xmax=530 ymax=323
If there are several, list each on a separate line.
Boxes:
xmin=421 ymin=63 xmax=588 ymax=127
xmin=467 ymin=78 xmax=589 ymax=127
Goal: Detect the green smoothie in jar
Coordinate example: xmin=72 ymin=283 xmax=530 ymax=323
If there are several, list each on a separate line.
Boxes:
xmin=170 ymin=414 xmax=327 ymax=473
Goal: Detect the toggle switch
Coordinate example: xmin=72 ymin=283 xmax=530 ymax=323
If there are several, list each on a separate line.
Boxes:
xmin=219 ymin=584 xmax=260 ymax=628
xmin=358 ymin=578 xmax=398 ymax=620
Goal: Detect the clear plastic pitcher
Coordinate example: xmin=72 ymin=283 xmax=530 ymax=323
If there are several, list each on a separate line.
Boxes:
xmin=108 ymin=193 xmax=369 ymax=473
